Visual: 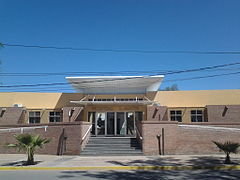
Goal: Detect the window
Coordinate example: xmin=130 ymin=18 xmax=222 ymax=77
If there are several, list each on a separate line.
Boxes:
xmin=191 ymin=110 xmax=203 ymax=122
xmin=49 ymin=112 xmax=61 ymax=123
xmin=170 ymin=110 xmax=182 ymax=122
xmin=29 ymin=111 xmax=40 ymax=123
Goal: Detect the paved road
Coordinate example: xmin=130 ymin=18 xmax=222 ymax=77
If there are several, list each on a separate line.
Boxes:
xmin=1 ymin=170 xmax=240 ymax=180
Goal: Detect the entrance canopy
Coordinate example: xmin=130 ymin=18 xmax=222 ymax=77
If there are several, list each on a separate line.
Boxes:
xmin=66 ymin=75 xmax=164 ymax=94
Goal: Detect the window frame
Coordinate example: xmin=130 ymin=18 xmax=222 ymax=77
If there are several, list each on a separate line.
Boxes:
xmin=169 ymin=110 xmax=182 ymax=122
xmin=191 ymin=110 xmax=204 ymax=122
xmin=29 ymin=111 xmax=41 ymax=124
xmin=49 ymin=111 xmax=62 ymax=123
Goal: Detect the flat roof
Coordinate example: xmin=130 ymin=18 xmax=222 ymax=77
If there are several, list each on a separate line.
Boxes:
xmin=66 ymin=75 xmax=164 ymax=94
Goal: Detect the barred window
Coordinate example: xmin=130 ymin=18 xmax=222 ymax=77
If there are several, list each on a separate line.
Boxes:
xmin=49 ymin=112 xmax=61 ymax=123
xmin=29 ymin=111 xmax=40 ymax=124
xmin=191 ymin=110 xmax=203 ymax=122
xmin=170 ymin=110 xmax=182 ymax=122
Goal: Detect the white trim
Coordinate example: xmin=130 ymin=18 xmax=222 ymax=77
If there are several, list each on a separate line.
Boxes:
xmin=136 ymin=125 xmax=143 ymax=140
xmin=66 ymin=75 xmax=164 ymax=94
xmin=178 ymin=125 xmax=240 ymax=132
xmin=70 ymin=100 xmax=156 ymax=105
xmin=0 ymin=126 xmax=48 ymax=133
xmin=81 ymin=124 xmax=92 ymax=143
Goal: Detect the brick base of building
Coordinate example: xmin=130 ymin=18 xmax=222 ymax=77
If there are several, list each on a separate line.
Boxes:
xmin=139 ymin=121 xmax=240 ymax=155
xmin=0 ymin=121 xmax=240 ymax=156
xmin=0 ymin=122 xmax=91 ymax=155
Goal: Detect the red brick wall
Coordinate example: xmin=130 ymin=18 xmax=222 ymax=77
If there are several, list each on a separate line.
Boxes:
xmin=176 ymin=123 xmax=240 ymax=154
xmin=0 ymin=122 xmax=91 ymax=155
xmin=141 ymin=121 xmax=179 ymax=155
xmin=0 ymin=107 xmax=25 ymax=125
xmin=147 ymin=106 xmax=168 ymax=121
xmin=206 ymin=105 xmax=240 ymax=123
xmin=140 ymin=121 xmax=240 ymax=155
xmin=62 ymin=107 xmax=83 ymax=122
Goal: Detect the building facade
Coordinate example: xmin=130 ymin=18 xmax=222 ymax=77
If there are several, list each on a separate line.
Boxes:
xmin=0 ymin=76 xmax=240 ymax=155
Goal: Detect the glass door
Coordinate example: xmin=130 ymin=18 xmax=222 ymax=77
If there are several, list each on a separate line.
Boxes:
xmin=96 ymin=112 xmax=106 ymax=135
xmin=126 ymin=112 xmax=135 ymax=135
xmin=107 ymin=112 xmax=115 ymax=135
xmin=88 ymin=112 xmax=96 ymax=135
xmin=116 ymin=112 xmax=126 ymax=135
xmin=89 ymin=111 xmax=138 ymax=136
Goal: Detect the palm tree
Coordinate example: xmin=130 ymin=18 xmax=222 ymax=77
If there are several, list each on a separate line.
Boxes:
xmin=8 ymin=134 xmax=50 ymax=165
xmin=213 ymin=141 xmax=240 ymax=164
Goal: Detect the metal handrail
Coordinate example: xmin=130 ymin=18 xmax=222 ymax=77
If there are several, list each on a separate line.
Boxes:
xmin=0 ymin=126 xmax=48 ymax=133
xmin=81 ymin=124 xmax=92 ymax=143
xmin=135 ymin=125 xmax=143 ymax=140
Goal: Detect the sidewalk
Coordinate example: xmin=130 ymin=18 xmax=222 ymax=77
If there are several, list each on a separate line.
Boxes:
xmin=0 ymin=154 xmax=239 ymax=170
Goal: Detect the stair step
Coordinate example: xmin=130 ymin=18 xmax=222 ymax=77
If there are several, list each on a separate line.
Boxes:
xmin=81 ymin=137 xmax=142 ymax=156
xmin=83 ymin=148 xmax=141 ymax=151
xmin=86 ymin=144 xmax=140 ymax=148
xmin=88 ymin=141 xmax=138 ymax=143
xmin=80 ymin=153 xmax=142 ymax=156
xmin=81 ymin=151 xmax=142 ymax=155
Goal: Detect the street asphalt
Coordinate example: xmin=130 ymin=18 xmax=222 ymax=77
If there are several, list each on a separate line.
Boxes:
xmin=1 ymin=170 xmax=240 ymax=180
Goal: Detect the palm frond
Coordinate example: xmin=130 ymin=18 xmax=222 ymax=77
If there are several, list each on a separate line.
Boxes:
xmin=213 ymin=141 xmax=240 ymax=154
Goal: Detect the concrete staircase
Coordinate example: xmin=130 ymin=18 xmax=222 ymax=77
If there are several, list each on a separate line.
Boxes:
xmin=80 ymin=136 xmax=142 ymax=156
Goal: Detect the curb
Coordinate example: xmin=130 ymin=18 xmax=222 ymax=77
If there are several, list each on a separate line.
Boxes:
xmin=0 ymin=165 xmax=240 ymax=171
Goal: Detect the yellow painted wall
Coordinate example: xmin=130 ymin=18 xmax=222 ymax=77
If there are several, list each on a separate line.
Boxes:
xmin=153 ymin=89 xmax=240 ymax=107
xmin=1 ymin=90 xmax=239 ymax=124
xmin=1 ymin=89 xmax=240 ymax=109
xmin=0 ymin=92 xmax=84 ymax=109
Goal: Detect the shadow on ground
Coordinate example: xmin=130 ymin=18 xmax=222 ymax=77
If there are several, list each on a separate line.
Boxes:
xmin=58 ymin=170 xmax=240 ymax=180
xmin=0 ymin=160 xmax=42 ymax=166
xmin=107 ymin=156 xmax=183 ymax=166
xmin=107 ymin=155 xmax=239 ymax=167
xmin=57 ymin=156 xmax=240 ymax=180
xmin=187 ymin=156 xmax=239 ymax=166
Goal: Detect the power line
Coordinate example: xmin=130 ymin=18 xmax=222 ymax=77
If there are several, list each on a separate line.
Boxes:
xmin=163 ymin=62 xmax=240 ymax=75
xmin=0 ymin=70 xmax=170 ymax=76
xmin=0 ymin=62 xmax=239 ymax=88
xmin=164 ymin=71 xmax=240 ymax=82
xmin=1 ymin=71 xmax=240 ymax=89
xmin=1 ymin=71 xmax=239 ymax=92
xmin=2 ymin=42 xmax=240 ymax=54
xmin=0 ymin=62 xmax=239 ymax=77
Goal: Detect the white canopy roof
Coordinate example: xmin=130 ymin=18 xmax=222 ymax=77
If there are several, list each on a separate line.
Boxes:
xmin=66 ymin=75 xmax=164 ymax=94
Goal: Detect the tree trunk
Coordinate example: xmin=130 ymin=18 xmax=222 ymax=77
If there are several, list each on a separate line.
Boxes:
xmin=225 ymin=153 xmax=231 ymax=164
xmin=26 ymin=149 xmax=34 ymax=165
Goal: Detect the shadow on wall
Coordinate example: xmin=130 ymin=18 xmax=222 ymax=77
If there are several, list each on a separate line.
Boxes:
xmin=57 ymin=128 xmax=68 ymax=155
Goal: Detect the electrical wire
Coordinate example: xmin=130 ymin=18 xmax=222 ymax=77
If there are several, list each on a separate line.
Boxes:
xmin=2 ymin=42 xmax=240 ymax=54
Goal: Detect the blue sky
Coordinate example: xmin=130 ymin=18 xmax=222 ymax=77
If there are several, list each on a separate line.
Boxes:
xmin=0 ymin=0 xmax=240 ymax=92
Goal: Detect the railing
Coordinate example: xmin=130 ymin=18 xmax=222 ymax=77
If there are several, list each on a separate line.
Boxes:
xmin=81 ymin=124 xmax=92 ymax=144
xmin=0 ymin=126 xmax=48 ymax=133
xmin=135 ymin=125 xmax=143 ymax=140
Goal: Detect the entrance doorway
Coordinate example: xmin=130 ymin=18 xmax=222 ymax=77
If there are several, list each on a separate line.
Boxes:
xmin=89 ymin=111 xmax=139 ymax=136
